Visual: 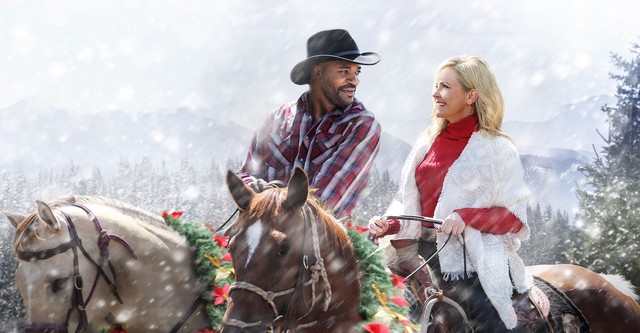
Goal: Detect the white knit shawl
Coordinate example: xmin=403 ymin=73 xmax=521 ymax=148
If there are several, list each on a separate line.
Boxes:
xmin=379 ymin=131 xmax=532 ymax=329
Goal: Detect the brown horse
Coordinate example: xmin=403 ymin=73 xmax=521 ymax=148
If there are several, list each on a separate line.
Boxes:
xmin=527 ymin=264 xmax=640 ymax=332
xmin=7 ymin=195 xmax=210 ymax=333
xmin=221 ymin=167 xmax=362 ymax=333
xmin=410 ymin=235 xmax=640 ymax=333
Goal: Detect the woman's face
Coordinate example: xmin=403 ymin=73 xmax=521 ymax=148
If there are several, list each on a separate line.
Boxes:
xmin=432 ymin=66 xmax=474 ymax=123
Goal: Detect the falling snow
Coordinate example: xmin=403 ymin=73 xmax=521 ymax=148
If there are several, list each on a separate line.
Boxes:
xmin=1 ymin=0 xmax=640 ymax=330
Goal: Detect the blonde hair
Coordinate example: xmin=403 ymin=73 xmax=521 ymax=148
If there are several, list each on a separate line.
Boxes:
xmin=425 ymin=56 xmax=511 ymax=142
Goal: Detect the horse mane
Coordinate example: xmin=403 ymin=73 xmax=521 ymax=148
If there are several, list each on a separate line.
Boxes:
xmin=13 ymin=195 xmax=169 ymax=251
xmin=52 ymin=195 xmax=168 ymax=229
xmin=246 ymin=188 xmax=355 ymax=262
xmin=13 ymin=213 xmax=40 ymax=251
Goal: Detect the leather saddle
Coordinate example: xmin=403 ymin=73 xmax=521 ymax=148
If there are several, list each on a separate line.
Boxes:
xmin=390 ymin=238 xmax=554 ymax=332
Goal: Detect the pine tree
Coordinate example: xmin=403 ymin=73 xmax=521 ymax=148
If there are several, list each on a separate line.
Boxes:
xmin=575 ymin=41 xmax=640 ymax=287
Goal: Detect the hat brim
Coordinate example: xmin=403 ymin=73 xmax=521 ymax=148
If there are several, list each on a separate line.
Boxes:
xmin=290 ymin=52 xmax=380 ymax=85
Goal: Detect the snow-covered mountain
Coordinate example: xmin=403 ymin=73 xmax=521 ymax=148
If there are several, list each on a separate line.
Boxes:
xmin=0 ymin=100 xmax=411 ymax=180
xmin=0 ymin=95 xmax=613 ymax=213
xmin=502 ymin=95 xmax=613 ymax=213
xmin=0 ymin=100 xmax=253 ymax=175
xmin=505 ymin=95 xmax=613 ymax=157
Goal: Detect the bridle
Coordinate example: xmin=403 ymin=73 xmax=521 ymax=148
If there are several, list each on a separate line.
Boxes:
xmin=15 ymin=203 xmax=202 ymax=333
xmin=16 ymin=203 xmax=136 ymax=333
xmin=223 ymin=204 xmax=334 ymax=331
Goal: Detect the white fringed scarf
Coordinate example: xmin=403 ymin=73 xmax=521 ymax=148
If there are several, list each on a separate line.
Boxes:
xmin=379 ymin=131 xmax=532 ymax=329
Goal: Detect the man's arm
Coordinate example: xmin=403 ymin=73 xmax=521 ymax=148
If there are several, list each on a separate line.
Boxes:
xmin=312 ymin=116 xmax=381 ymax=218
xmin=238 ymin=110 xmax=278 ymax=185
xmin=239 ymin=135 xmax=262 ymax=185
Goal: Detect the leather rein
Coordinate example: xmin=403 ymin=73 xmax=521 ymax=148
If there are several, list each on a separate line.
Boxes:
xmin=381 ymin=215 xmax=474 ymax=333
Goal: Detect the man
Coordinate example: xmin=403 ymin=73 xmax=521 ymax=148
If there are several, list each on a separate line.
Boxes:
xmin=239 ymin=29 xmax=382 ymax=219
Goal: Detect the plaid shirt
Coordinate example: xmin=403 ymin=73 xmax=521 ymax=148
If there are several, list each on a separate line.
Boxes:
xmin=240 ymin=92 xmax=381 ymax=219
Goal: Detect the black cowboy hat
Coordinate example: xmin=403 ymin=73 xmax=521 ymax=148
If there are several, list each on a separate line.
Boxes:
xmin=290 ymin=29 xmax=380 ymax=85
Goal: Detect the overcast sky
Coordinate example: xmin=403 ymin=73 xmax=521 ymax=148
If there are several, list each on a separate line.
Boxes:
xmin=1 ymin=0 xmax=638 ymax=143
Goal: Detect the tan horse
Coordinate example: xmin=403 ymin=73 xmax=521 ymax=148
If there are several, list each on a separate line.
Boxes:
xmin=7 ymin=195 xmax=210 ymax=333
xmin=221 ymin=167 xmax=363 ymax=333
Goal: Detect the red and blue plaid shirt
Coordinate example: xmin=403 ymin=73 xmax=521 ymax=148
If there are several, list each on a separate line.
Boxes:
xmin=240 ymin=92 xmax=381 ymax=219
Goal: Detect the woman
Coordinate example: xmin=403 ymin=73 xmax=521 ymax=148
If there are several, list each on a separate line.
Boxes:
xmin=369 ymin=56 xmax=531 ymax=332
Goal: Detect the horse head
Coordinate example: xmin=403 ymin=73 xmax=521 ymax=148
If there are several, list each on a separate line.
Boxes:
xmin=222 ymin=168 xmax=361 ymax=332
xmin=7 ymin=196 xmax=210 ymax=333
xmin=8 ymin=199 xmax=93 ymax=333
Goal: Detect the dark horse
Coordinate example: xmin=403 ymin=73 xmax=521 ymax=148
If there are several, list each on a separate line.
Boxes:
xmin=402 ymin=226 xmax=640 ymax=333
xmin=221 ymin=168 xmax=362 ymax=333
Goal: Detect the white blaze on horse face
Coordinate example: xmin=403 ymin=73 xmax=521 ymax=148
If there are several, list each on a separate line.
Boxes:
xmin=245 ymin=220 xmax=263 ymax=268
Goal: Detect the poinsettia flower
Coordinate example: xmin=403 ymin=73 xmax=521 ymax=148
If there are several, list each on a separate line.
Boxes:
xmin=363 ymin=322 xmax=390 ymax=333
xmin=211 ymin=283 xmax=231 ymax=306
xmin=390 ymin=296 xmax=409 ymax=307
xmin=391 ymin=273 xmax=406 ymax=290
xmin=213 ymin=234 xmax=229 ymax=247
xmin=162 ymin=211 xmax=169 ymax=218
xmin=354 ymin=225 xmax=369 ymax=233
xmin=221 ymin=253 xmax=232 ymax=262
xmin=346 ymin=221 xmax=353 ymax=228
xmin=171 ymin=211 xmax=183 ymax=219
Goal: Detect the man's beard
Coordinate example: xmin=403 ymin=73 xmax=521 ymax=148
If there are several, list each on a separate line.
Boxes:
xmin=322 ymin=80 xmax=355 ymax=110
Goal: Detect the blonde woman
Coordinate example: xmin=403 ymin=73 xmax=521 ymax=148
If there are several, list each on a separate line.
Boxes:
xmin=369 ymin=56 xmax=531 ymax=332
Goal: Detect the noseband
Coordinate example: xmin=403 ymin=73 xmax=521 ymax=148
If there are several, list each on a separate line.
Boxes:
xmin=224 ymin=204 xmax=332 ymax=331
xmin=16 ymin=203 xmax=136 ymax=333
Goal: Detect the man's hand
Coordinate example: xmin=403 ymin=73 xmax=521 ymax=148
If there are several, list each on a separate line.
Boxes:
xmin=247 ymin=178 xmax=286 ymax=192
xmin=247 ymin=178 xmax=271 ymax=192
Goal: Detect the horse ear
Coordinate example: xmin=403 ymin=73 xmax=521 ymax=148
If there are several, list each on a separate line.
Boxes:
xmin=285 ymin=167 xmax=309 ymax=211
xmin=6 ymin=213 xmax=25 ymax=228
xmin=36 ymin=200 xmax=61 ymax=231
xmin=226 ymin=170 xmax=254 ymax=211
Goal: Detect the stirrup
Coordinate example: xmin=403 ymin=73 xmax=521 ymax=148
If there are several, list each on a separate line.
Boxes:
xmin=513 ymin=285 xmax=553 ymax=332
xmin=420 ymin=290 xmax=474 ymax=333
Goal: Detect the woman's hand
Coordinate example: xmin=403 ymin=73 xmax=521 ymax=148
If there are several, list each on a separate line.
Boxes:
xmin=368 ymin=216 xmax=390 ymax=237
xmin=438 ymin=212 xmax=466 ymax=235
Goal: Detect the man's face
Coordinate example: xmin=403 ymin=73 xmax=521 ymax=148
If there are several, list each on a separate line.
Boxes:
xmin=318 ymin=60 xmax=361 ymax=109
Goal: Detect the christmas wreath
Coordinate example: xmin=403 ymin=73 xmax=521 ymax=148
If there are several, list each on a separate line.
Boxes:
xmin=153 ymin=212 xmax=415 ymax=333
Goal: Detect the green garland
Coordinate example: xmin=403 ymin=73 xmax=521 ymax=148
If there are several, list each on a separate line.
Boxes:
xmin=347 ymin=225 xmax=414 ymax=332
xmin=163 ymin=212 xmax=234 ymax=332
xmin=163 ymin=213 xmax=414 ymax=333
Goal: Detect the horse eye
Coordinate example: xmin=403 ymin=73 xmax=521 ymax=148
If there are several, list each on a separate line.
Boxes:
xmin=52 ymin=277 xmax=69 ymax=293
xmin=277 ymin=243 xmax=290 ymax=257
